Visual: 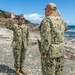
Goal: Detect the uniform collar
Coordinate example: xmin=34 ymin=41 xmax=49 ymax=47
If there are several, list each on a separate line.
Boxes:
xmin=49 ymin=14 xmax=56 ymax=16
xmin=18 ymin=24 xmax=25 ymax=28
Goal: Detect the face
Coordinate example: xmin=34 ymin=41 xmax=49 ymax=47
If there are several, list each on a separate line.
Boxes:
xmin=45 ymin=8 xmax=51 ymax=16
xmin=18 ymin=18 xmax=24 ymax=25
xmin=45 ymin=8 xmax=55 ymax=16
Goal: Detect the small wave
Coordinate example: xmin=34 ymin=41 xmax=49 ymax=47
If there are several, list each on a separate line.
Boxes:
xmin=65 ymin=29 xmax=75 ymax=38
xmin=66 ymin=30 xmax=75 ymax=33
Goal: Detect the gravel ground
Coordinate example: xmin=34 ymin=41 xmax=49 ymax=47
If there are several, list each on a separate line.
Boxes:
xmin=0 ymin=26 xmax=75 ymax=75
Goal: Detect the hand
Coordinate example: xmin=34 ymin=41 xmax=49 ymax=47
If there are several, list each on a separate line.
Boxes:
xmin=11 ymin=12 xmax=15 ymax=19
xmin=57 ymin=10 xmax=61 ymax=16
xmin=41 ymin=55 xmax=46 ymax=58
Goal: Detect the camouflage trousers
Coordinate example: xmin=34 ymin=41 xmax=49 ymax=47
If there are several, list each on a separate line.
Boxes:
xmin=13 ymin=42 xmax=27 ymax=68
xmin=41 ymin=57 xmax=64 ymax=75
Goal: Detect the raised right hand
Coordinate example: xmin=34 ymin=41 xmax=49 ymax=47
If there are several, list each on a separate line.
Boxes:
xmin=11 ymin=12 xmax=15 ymax=19
xmin=57 ymin=10 xmax=61 ymax=16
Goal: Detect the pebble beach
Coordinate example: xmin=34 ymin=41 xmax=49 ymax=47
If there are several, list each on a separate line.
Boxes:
xmin=0 ymin=24 xmax=75 ymax=75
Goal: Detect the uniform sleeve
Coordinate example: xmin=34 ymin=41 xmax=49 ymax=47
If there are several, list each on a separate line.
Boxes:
xmin=40 ymin=19 xmax=51 ymax=55
xmin=5 ymin=19 xmax=16 ymax=30
xmin=26 ymin=27 xmax=29 ymax=45
xmin=64 ymin=22 xmax=68 ymax=31
xmin=60 ymin=18 xmax=68 ymax=31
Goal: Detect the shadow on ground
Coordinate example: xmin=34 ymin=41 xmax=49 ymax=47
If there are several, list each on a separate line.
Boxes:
xmin=0 ymin=64 xmax=15 ymax=75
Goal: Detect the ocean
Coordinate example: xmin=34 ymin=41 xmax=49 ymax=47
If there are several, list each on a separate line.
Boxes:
xmin=35 ymin=25 xmax=75 ymax=38
xmin=65 ymin=25 xmax=75 ymax=38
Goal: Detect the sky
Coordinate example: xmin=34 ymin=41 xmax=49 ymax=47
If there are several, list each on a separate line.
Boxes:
xmin=0 ymin=0 xmax=75 ymax=25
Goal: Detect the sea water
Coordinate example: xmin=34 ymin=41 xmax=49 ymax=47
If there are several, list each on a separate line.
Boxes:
xmin=65 ymin=25 xmax=75 ymax=38
xmin=35 ymin=25 xmax=75 ymax=38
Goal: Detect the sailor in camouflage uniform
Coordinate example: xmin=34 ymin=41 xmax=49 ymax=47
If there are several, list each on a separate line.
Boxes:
xmin=39 ymin=3 xmax=68 ymax=75
xmin=6 ymin=13 xmax=29 ymax=75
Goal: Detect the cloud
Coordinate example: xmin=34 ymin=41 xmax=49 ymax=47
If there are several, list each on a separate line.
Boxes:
xmin=66 ymin=20 xmax=75 ymax=25
xmin=66 ymin=21 xmax=71 ymax=24
xmin=24 ymin=14 xmax=75 ymax=25
xmin=24 ymin=13 xmax=43 ymax=23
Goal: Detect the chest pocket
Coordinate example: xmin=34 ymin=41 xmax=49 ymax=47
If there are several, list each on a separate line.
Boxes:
xmin=23 ymin=28 xmax=27 ymax=34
